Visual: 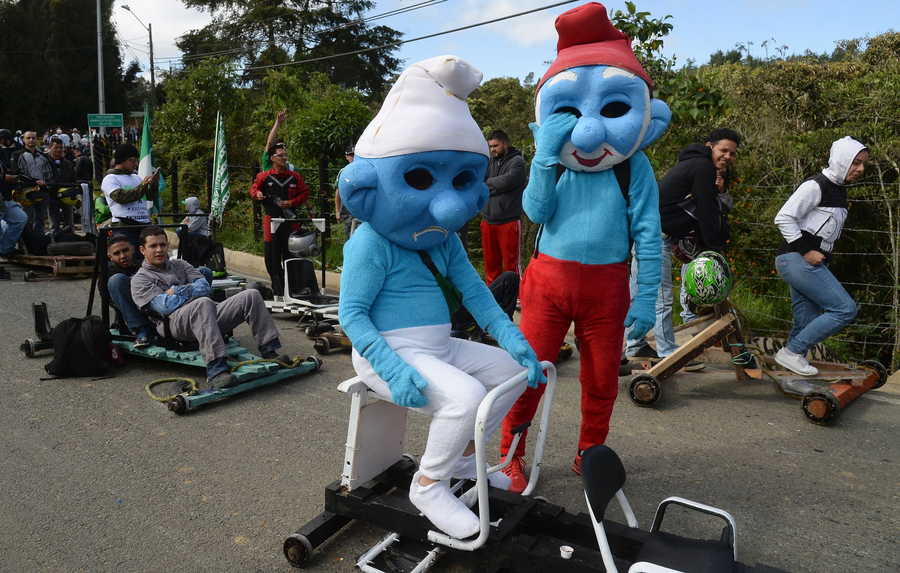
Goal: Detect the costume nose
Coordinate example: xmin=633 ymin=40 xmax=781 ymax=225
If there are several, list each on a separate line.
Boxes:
xmin=429 ymin=190 xmax=469 ymax=232
xmin=570 ymin=117 xmax=606 ymax=153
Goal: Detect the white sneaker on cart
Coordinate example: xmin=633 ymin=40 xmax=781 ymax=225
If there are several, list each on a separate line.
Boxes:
xmin=775 ymin=347 xmax=818 ymax=377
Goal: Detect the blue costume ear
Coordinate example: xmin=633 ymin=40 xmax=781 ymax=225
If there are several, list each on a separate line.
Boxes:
xmin=640 ymin=99 xmax=672 ymax=149
xmin=338 ymin=159 xmax=379 ymax=223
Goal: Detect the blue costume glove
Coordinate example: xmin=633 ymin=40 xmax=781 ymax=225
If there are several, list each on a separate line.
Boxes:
xmin=488 ymin=319 xmax=546 ymax=388
xmin=361 ymin=338 xmax=429 ymax=408
xmin=624 ymin=291 xmax=656 ymax=341
xmin=531 ymin=112 xmax=578 ymax=166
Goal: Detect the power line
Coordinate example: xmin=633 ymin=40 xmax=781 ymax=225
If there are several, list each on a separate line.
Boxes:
xmin=170 ymin=0 xmax=449 ymax=63
xmin=241 ymin=0 xmax=580 ymax=72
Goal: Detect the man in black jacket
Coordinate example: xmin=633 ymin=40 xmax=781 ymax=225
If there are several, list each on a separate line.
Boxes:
xmin=658 ymin=128 xmax=740 ymax=255
xmin=480 ymin=129 xmax=526 ymax=285
xmin=625 ymin=128 xmax=740 ymax=365
xmin=46 ymin=137 xmax=77 ymax=231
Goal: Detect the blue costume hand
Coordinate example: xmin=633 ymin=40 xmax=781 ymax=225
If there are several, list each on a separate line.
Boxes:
xmin=531 ymin=112 xmax=578 ymax=165
xmin=489 ymin=320 xmax=547 ymax=388
xmin=386 ymin=363 xmax=429 ymax=408
xmin=624 ymin=294 xmax=655 ymax=341
xmin=362 ymin=338 xmax=429 ymax=408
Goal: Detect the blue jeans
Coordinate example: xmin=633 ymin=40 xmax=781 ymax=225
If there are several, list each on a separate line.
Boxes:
xmin=774 ymin=252 xmax=857 ymax=355
xmin=108 ymin=267 xmax=213 ymax=331
xmin=626 ymin=234 xmax=678 ymax=357
xmin=108 ymin=273 xmax=154 ymax=331
xmin=1 ymin=201 xmax=27 ymax=253
xmin=22 ymin=190 xmax=49 ymax=234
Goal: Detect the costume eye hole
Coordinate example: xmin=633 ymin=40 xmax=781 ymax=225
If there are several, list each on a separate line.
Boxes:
xmin=554 ymin=106 xmax=582 ymax=118
xmin=601 ymin=101 xmax=631 ymax=118
xmin=452 ymin=171 xmax=475 ymax=190
xmin=404 ymin=169 xmax=433 ymax=190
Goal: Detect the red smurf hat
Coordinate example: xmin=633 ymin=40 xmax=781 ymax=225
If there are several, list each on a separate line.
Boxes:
xmin=538 ymin=2 xmax=652 ymax=91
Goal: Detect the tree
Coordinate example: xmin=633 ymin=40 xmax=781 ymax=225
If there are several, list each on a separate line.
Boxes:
xmin=176 ymin=0 xmax=402 ymax=95
xmin=468 ymin=77 xmax=536 ymax=153
xmin=0 ymin=0 xmax=139 ymax=130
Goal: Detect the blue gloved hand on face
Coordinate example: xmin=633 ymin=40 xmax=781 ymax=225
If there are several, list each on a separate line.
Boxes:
xmin=530 ymin=111 xmax=578 ymax=166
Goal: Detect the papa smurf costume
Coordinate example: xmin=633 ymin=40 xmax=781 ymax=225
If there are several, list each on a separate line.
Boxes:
xmin=500 ymin=3 xmax=671 ymax=478
xmin=337 ymin=55 xmax=544 ymax=539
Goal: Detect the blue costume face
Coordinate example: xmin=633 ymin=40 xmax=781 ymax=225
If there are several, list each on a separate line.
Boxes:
xmin=338 ymin=150 xmax=488 ymax=250
xmin=535 ymin=65 xmax=670 ymax=172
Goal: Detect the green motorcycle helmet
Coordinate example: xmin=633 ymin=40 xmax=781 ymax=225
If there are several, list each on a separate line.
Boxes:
xmin=683 ymin=251 xmax=732 ymax=306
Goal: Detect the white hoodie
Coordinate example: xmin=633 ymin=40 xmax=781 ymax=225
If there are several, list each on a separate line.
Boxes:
xmin=774 ymin=136 xmax=867 ymax=253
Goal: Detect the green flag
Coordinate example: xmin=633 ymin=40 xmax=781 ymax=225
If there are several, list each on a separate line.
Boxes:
xmin=138 ymin=103 xmax=164 ymax=215
xmin=210 ymin=111 xmax=231 ymax=225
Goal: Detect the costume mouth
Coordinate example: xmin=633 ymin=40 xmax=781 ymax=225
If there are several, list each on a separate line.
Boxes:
xmin=572 ymin=149 xmax=612 ymax=167
xmin=412 ymin=226 xmax=448 ymax=241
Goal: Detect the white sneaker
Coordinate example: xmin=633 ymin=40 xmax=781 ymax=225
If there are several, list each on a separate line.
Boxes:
xmin=775 ymin=347 xmax=818 ymax=377
xmin=409 ymin=471 xmax=480 ymax=539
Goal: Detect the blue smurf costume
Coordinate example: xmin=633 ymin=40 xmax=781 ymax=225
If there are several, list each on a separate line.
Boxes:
xmin=499 ymin=2 xmax=672 ymax=489
xmin=337 ymin=55 xmax=544 ymax=539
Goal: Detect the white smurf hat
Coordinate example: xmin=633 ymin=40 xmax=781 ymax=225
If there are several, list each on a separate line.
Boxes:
xmin=355 ymin=55 xmax=489 ymax=159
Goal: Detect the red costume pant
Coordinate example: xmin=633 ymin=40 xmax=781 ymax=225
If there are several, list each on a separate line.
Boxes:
xmin=481 ymin=219 xmax=522 ymax=286
xmin=500 ymin=254 xmax=629 ymax=458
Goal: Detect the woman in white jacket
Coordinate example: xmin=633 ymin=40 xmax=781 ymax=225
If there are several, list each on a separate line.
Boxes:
xmin=773 ymin=136 xmax=868 ymax=393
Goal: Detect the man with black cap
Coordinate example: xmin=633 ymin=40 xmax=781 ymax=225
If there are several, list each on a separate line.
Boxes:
xmin=101 ymin=143 xmax=160 ymax=254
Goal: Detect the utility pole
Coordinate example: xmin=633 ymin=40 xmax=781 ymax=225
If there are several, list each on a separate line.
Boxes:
xmin=121 ymin=5 xmax=156 ymax=112
xmin=96 ymin=0 xmax=106 ymax=132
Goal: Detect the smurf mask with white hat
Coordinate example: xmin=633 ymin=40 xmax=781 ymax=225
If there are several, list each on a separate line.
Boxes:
xmin=354 ymin=55 xmax=489 ymax=159
xmin=340 ymin=55 xmax=490 ymax=250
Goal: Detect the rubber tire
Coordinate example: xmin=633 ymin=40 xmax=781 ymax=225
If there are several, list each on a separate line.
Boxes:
xmin=859 ymin=359 xmax=887 ymax=389
xmin=313 ymin=337 xmax=330 ymax=355
xmin=802 ymin=390 xmax=841 ymax=426
xmin=629 ymin=373 xmax=661 ymax=407
xmin=47 ymin=241 xmax=93 ymax=256
xmin=284 ymin=533 xmax=314 ymax=568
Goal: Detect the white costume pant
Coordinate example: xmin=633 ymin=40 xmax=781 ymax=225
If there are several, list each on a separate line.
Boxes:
xmin=352 ymin=324 xmax=526 ymax=482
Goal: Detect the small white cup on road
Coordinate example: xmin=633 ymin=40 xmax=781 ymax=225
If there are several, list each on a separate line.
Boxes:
xmin=560 ymin=545 xmax=574 ymax=559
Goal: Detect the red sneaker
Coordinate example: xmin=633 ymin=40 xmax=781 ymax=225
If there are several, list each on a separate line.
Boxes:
xmin=502 ymin=455 xmax=527 ymax=494
xmin=572 ymin=450 xmax=583 ymax=476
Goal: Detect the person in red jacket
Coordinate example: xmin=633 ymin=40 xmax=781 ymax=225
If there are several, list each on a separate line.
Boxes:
xmin=250 ymin=145 xmax=310 ymax=299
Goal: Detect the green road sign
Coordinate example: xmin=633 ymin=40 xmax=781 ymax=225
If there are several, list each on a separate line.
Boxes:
xmin=87 ymin=113 xmax=124 ymax=128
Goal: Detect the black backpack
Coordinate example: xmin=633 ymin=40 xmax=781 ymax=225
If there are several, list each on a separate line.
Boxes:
xmin=45 ymin=316 xmax=114 ymax=378
xmin=189 ymin=235 xmax=227 ymax=277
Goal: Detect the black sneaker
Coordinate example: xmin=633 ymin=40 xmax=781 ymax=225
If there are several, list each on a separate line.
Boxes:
xmin=683 ymin=360 xmax=706 ymax=372
xmin=0 ymin=267 xmax=10 ymax=280
xmin=263 ymin=350 xmax=291 ymax=364
xmin=209 ymin=371 xmax=239 ymax=388
xmin=134 ymin=327 xmax=155 ymax=348
xmin=627 ymin=346 xmax=660 ymax=362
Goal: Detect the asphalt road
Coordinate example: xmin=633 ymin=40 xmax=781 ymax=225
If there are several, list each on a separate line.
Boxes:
xmin=1 ymin=262 xmax=898 ymax=573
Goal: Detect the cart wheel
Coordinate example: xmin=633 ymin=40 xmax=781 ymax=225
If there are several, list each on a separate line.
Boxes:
xmin=304 ymin=356 xmax=323 ymax=370
xmin=313 ymin=337 xmax=330 ymax=355
xmin=20 ymin=339 xmax=36 ymax=358
xmin=284 ymin=533 xmax=314 ymax=568
xmin=859 ymin=359 xmax=888 ymax=389
xmin=24 ymin=271 xmax=33 ymax=282
xmin=166 ymin=395 xmax=188 ymax=415
xmin=802 ymin=390 xmax=841 ymax=426
xmin=402 ymin=452 xmax=419 ymax=469
xmin=629 ymin=373 xmax=661 ymax=407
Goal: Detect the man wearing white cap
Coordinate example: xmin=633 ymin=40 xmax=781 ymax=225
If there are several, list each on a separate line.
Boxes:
xmin=338 ymin=55 xmax=544 ymax=539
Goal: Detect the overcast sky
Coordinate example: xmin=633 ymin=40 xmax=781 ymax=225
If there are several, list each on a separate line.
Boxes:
xmin=112 ymin=0 xmax=898 ymax=87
